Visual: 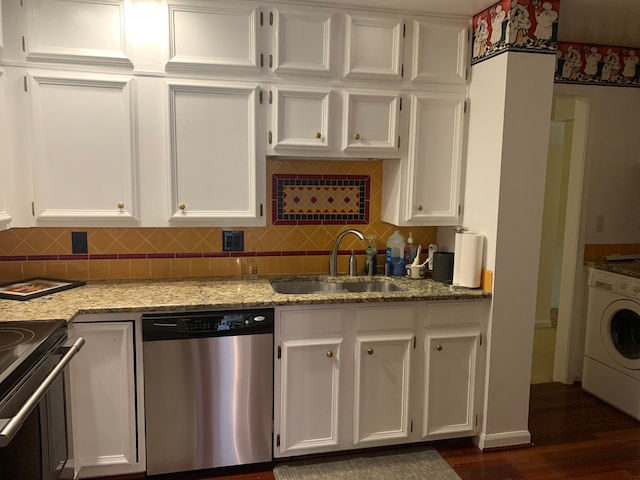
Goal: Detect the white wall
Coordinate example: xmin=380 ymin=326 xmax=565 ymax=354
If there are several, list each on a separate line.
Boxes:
xmin=465 ymin=52 xmax=556 ymax=449
xmin=554 ymin=84 xmax=640 ymax=246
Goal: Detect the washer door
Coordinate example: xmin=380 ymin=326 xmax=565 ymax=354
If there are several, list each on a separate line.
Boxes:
xmin=601 ymin=299 xmax=640 ymax=370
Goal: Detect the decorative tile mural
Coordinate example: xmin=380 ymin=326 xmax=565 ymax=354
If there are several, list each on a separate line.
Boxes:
xmin=272 ymin=174 xmax=370 ymax=225
xmin=555 ymin=42 xmax=640 ymax=86
xmin=472 ymin=0 xmax=560 ymax=65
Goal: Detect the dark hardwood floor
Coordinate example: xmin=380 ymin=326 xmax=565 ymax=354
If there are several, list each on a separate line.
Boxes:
xmin=106 ymin=383 xmax=640 ymax=480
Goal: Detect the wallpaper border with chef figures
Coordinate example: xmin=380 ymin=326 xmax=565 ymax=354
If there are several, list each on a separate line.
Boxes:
xmin=472 ymin=0 xmax=560 ymax=65
xmin=555 ymin=42 xmax=640 ymax=87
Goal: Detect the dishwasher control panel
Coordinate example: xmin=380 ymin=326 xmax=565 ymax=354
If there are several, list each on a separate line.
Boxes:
xmin=142 ymin=308 xmax=274 ymax=341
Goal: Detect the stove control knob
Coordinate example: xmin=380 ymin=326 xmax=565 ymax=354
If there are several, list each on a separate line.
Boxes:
xmin=254 ymin=316 xmax=265 ymax=322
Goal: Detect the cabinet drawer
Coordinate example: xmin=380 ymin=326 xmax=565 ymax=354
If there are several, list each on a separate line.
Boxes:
xmin=354 ymin=305 xmax=416 ymax=332
xmin=425 ymin=301 xmax=484 ymax=326
xmin=279 ymin=307 xmax=345 ymax=337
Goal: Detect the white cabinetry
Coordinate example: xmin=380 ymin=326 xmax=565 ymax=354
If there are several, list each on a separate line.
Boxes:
xmin=419 ymin=301 xmax=484 ymax=440
xmin=343 ymin=13 xmax=404 ymax=80
xmin=352 ymin=304 xmax=415 ymax=446
xmin=29 ymin=71 xmax=140 ymax=226
xmin=166 ymin=1 xmax=260 ymax=73
xmin=410 ymin=17 xmax=469 ymax=85
xmin=382 ymin=91 xmax=467 ymax=226
xmin=67 ymin=317 xmax=145 ymax=478
xmin=166 ymin=80 xmax=264 ymax=225
xmin=274 ymin=306 xmax=346 ymax=457
xmin=0 ymin=68 xmax=10 ymax=229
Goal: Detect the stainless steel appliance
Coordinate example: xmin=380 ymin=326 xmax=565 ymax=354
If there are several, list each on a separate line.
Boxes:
xmin=142 ymin=308 xmax=274 ymax=476
xmin=0 ymin=320 xmax=85 ymax=480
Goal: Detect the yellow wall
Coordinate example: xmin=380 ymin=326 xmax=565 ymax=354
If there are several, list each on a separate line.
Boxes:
xmin=0 ymin=160 xmax=437 ymax=282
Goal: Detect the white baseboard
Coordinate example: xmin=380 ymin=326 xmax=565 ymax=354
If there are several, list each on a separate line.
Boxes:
xmin=477 ymin=430 xmax=532 ymax=450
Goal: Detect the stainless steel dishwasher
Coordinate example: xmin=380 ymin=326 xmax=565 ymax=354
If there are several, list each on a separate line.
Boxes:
xmin=142 ymin=308 xmax=274 ymax=476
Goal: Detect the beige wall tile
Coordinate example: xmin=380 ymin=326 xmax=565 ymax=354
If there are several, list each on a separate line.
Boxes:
xmin=149 ymin=259 xmax=172 ymax=279
xmin=88 ymin=260 xmax=111 ymax=280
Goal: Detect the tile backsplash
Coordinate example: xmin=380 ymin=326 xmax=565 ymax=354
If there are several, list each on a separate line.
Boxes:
xmin=0 ymin=160 xmax=437 ymax=283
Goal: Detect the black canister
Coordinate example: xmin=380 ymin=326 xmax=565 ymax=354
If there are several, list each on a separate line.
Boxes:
xmin=432 ymin=252 xmax=454 ymax=284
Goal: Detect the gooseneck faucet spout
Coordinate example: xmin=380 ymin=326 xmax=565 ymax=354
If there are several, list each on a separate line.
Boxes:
xmin=329 ymin=229 xmax=366 ymax=277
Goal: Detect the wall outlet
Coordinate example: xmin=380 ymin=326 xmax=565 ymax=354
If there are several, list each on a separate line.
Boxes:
xmin=71 ymin=231 xmax=88 ymax=254
xmin=222 ymin=231 xmax=244 ymax=252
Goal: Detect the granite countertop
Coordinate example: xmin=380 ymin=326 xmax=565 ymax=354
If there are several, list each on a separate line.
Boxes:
xmin=590 ymin=260 xmax=640 ymax=279
xmin=0 ymin=275 xmax=490 ymax=323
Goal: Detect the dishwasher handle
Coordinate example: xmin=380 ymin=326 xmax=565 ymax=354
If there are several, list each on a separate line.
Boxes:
xmin=0 ymin=337 xmax=85 ymax=447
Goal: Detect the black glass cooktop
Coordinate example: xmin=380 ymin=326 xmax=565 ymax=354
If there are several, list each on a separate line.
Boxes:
xmin=0 ymin=320 xmax=67 ymax=400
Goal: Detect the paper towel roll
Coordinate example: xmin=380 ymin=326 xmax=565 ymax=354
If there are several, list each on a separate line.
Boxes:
xmin=453 ymin=233 xmax=484 ymax=288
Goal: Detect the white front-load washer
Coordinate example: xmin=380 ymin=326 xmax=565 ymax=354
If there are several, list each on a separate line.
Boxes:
xmin=583 ymin=268 xmax=640 ymax=420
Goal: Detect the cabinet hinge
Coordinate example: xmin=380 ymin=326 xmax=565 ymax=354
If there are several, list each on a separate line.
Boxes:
xmin=269 ymin=130 xmax=273 ymax=145
xmin=23 ymin=76 xmax=28 ymax=92
xmin=269 ymin=54 xmax=273 ymax=68
xmin=277 ymin=345 xmax=281 ymax=359
xmin=401 ymin=63 xmax=404 ymax=78
xmin=259 ymin=90 xmax=263 ymax=104
xmin=458 ymin=204 xmax=462 ymax=216
xmin=269 ymin=90 xmax=273 ymax=104
xmin=465 ymin=67 xmax=469 ymax=81
xmin=260 ymin=11 xmax=264 ymax=26
xmin=464 ymin=100 xmax=468 ymax=113
xmin=479 ymin=333 xmax=483 ymax=346
xmin=31 ymin=201 xmax=35 ymax=217
xmin=475 ymin=414 xmax=478 ymax=427
xmin=260 ymin=203 xmax=264 ymax=217
xmin=20 ymin=0 xmax=24 ymax=6
xmin=410 ymin=420 xmax=413 ymax=432
xmin=413 ymin=336 xmax=416 ymax=349
xmin=21 ymin=36 xmax=25 ymax=52
xmin=260 ymin=53 xmax=264 ymax=68
xmin=403 ymin=23 xmax=406 ymax=38
xmin=399 ymin=97 xmax=402 ymax=111
xmin=397 ymin=136 xmax=400 ymax=149
xmin=270 ymin=11 xmax=273 ymax=26
xmin=276 ymin=434 xmax=281 ymax=447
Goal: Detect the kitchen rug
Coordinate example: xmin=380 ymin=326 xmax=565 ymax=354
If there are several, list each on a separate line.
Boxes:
xmin=273 ymin=446 xmax=461 ymax=480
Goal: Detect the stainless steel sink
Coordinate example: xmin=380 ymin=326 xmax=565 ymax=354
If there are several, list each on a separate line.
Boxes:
xmin=342 ymin=281 xmax=403 ymax=293
xmin=271 ymin=279 xmax=402 ymax=294
xmin=270 ymin=281 xmax=349 ymax=294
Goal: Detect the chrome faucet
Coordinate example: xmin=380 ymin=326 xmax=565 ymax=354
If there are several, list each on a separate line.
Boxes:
xmin=329 ymin=229 xmax=366 ymax=277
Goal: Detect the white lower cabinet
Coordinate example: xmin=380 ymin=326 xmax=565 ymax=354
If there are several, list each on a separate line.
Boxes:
xmin=67 ymin=317 xmax=145 ymax=478
xmin=274 ymin=300 xmax=486 ymax=458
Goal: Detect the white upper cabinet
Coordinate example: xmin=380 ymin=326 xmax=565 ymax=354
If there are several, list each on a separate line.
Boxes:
xmin=166 ymin=1 xmax=260 ymax=73
xmin=343 ymin=13 xmax=404 ymax=80
xmin=271 ymin=6 xmax=334 ymax=76
xmin=166 ymin=79 xmax=264 ymax=226
xmin=268 ymin=85 xmax=333 ymax=153
xmin=382 ymin=91 xmax=466 ymax=226
xmin=0 ymin=69 xmax=10 ymax=229
xmin=24 ymin=0 xmax=132 ymax=68
xmin=410 ymin=17 xmax=469 ymax=85
xmin=29 ymin=71 xmax=140 ymax=226
xmin=342 ymin=90 xmax=401 ymax=154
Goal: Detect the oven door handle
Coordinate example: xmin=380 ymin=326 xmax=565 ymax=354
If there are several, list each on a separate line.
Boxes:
xmin=0 ymin=336 xmax=85 ymax=447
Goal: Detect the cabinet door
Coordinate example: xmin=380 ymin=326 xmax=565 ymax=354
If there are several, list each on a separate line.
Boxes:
xmin=29 ymin=71 xmax=139 ymax=226
xmin=68 ymin=322 xmax=140 ymax=478
xmin=0 ymin=69 xmax=10 ymax=229
xmin=343 ymin=14 xmax=404 ymax=80
xmin=269 ymin=86 xmax=332 ymax=152
xmin=404 ymin=92 xmax=466 ymax=225
xmin=422 ymin=331 xmax=479 ymax=439
xmin=342 ymin=90 xmax=400 ymax=153
xmin=353 ymin=333 xmax=413 ymax=445
xmin=272 ymin=7 xmax=333 ymax=75
xmin=167 ymin=80 xmax=264 ymax=226
xmin=410 ymin=17 xmax=469 ymax=85
xmin=277 ymin=337 xmax=343 ymax=456
xmin=166 ymin=1 xmax=261 ymax=72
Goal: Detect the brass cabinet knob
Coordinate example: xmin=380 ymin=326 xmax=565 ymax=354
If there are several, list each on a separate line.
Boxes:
xmin=367 ymin=347 xmax=374 ymax=355
xmin=353 ymin=133 xmax=360 ymax=140
xmin=326 ymin=351 xmax=333 ymax=358
xmin=435 ymin=344 xmax=443 ymax=351
xmin=178 ymin=203 xmax=186 ymax=210
xmin=417 ymin=205 xmax=423 ymax=211
xmin=117 ymin=202 xmax=125 ymax=209
xmin=314 ymin=132 xmax=321 ymax=139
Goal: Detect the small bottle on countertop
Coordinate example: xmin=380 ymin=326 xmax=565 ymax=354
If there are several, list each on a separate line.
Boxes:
xmin=404 ymin=232 xmax=417 ymax=266
xmin=349 ymin=250 xmax=358 ymax=276
xmin=364 ymin=235 xmax=377 ymax=276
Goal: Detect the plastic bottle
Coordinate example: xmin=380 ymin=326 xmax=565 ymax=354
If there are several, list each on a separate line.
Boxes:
xmin=364 ymin=235 xmax=377 ymax=275
xmin=404 ymin=232 xmax=417 ymax=266
xmin=386 ymin=230 xmax=406 ymax=276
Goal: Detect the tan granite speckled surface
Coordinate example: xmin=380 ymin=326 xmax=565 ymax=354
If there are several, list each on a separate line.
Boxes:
xmin=590 ymin=260 xmax=640 ymax=279
xmin=0 ymin=275 xmax=490 ymax=323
